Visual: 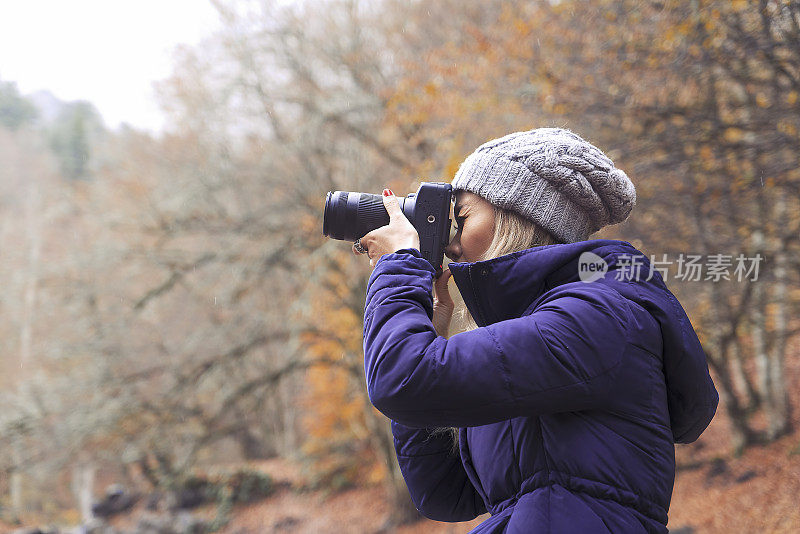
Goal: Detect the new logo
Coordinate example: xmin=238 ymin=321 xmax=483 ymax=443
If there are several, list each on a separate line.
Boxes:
xmin=578 ymin=252 xmax=608 ymax=283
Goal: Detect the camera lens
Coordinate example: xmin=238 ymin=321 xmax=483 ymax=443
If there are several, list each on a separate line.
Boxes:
xmin=323 ymin=191 xmax=392 ymax=241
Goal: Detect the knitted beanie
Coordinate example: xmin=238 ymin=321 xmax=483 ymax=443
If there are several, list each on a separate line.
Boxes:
xmin=451 ymin=128 xmax=636 ymax=244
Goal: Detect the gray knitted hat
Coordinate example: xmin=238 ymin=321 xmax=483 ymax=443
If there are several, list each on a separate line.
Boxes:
xmin=451 ymin=128 xmax=636 ymax=244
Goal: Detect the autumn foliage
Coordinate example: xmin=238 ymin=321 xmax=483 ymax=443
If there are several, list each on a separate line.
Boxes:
xmin=1 ymin=0 xmax=799 ymax=532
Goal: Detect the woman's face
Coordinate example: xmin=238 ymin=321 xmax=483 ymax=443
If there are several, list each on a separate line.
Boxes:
xmin=445 ymin=191 xmax=496 ymax=263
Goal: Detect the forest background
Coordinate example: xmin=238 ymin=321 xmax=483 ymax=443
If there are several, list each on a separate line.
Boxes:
xmin=1 ymin=1 xmax=799 ymax=533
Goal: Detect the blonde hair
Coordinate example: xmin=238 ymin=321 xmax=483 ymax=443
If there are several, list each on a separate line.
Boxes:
xmin=454 ymin=204 xmax=560 ymax=333
xmin=437 ymin=203 xmax=560 ymax=450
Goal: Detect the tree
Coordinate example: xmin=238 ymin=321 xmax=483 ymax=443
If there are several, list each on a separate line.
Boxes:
xmin=0 ymin=80 xmax=38 ymax=131
xmin=526 ymin=0 xmax=800 ymax=450
xmin=48 ymin=101 xmax=104 ymax=180
xmin=380 ymin=0 xmax=800 ymax=453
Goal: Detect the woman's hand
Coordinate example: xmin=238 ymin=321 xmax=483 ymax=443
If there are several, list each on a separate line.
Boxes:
xmin=353 ymin=189 xmax=421 ymax=269
xmin=354 ymin=188 xmax=452 ymax=335
xmin=432 ymin=268 xmax=454 ymax=337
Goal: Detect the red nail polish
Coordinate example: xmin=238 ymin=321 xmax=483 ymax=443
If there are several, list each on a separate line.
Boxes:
xmin=383 ymin=189 xmax=393 ymax=196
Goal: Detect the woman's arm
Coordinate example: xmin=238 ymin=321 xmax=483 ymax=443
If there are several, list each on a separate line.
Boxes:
xmin=363 ymin=249 xmax=629 ymax=429
xmin=391 ymin=421 xmax=486 ymax=521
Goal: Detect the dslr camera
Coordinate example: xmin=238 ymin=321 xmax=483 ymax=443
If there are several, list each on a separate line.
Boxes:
xmin=322 ymin=182 xmax=453 ymax=276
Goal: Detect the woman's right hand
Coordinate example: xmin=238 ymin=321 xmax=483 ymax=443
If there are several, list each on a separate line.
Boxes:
xmin=432 ymin=268 xmax=454 ymax=337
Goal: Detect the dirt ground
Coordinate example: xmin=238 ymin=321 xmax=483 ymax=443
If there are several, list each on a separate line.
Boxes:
xmin=206 ymin=429 xmax=800 ymax=534
xmin=213 ymin=345 xmax=800 ymax=534
xmin=10 ymin=341 xmax=800 ymax=534
xmin=7 ymin=425 xmax=800 ymax=534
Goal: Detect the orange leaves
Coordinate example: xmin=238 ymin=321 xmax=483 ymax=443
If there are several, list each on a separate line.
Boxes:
xmin=512 ymin=17 xmax=533 ymax=38
xmin=699 ymin=145 xmax=716 ymax=172
xmin=777 ymin=119 xmax=798 ymax=137
xmin=670 ymin=116 xmax=688 ymax=129
xmin=755 ymin=93 xmax=771 ymax=109
xmin=297 ymin=254 xmax=377 ymax=487
xmin=464 ymin=24 xmax=491 ymax=55
xmin=443 ymin=138 xmax=467 ymax=181
xmin=729 ymin=0 xmax=749 ymax=12
xmin=380 ymin=1 xmax=556 ymax=179
xmin=299 ymin=213 xmax=319 ymax=238
xmin=423 ymin=81 xmax=439 ymax=97
xmin=303 ymin=365 xmax=363 ymax=442
xmin=723 ymin=128 xmax=745 ymax=143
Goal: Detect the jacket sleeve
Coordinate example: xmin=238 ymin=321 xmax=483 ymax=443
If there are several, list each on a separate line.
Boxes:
xmin=391 ymin=421 xmax=486 ymax=521
xmin=363 ymin=249 xmax=628 ymax=429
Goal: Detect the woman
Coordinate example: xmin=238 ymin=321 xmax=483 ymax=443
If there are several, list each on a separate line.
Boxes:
xmin=354 ymin=128 xmax=718 ymax=533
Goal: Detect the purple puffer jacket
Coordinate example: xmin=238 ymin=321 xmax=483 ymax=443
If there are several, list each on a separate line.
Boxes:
xmin=363 ymin=240 xmax=718 ymax=533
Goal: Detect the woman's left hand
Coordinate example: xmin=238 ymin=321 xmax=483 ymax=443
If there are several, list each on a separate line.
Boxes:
xmin=353 ymin=189 xmax=421 ymax=269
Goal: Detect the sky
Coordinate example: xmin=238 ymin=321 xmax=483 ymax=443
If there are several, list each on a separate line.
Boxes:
xmin=0 ymin=1 xmax=221 ymax=133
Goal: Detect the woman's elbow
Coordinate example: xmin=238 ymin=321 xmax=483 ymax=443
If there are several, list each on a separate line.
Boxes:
xmin=419 ymin=507 xmax=477 ymax=523
xmin=367 ymin=378 xmax=413 ymax=421
xmin=415 ymin=495 xmax=480 ymax=523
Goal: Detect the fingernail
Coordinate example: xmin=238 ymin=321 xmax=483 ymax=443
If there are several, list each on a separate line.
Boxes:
xmin=383 ymin=189 xmax=393 ymax=196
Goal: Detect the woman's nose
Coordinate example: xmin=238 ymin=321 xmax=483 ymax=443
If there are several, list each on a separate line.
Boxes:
xmin=445 ymin=239 xmax=461 ymax=261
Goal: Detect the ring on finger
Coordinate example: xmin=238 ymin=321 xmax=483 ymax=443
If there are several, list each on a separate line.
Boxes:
xmin=354 ymin=238 xmax=367 ymax=254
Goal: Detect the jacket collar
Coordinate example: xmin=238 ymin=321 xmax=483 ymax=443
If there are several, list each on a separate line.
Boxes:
xmin=447 ymin=239 xmax=646 ymax=326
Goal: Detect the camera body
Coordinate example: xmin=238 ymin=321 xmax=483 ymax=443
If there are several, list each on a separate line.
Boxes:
xmin=323 ymin=182 xmax=452 ymax=275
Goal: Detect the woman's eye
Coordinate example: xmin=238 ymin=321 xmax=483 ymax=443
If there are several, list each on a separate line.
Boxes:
xmin=450 ymin=219 xmax=462 ymax=240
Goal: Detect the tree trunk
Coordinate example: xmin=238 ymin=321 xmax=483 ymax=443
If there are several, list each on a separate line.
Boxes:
xmin=730 ymin=340 xmax=760 ymax=413
xmin=235 ymin=424 xmax=273 ymax=460
xmin=705 ymin=280 xmax=758 ymax=452
xmin=10 ymin=446 xmax=23 ymax=520
xmin=20 ymin=182 xmax=41 ymax=367
xmin=279 ymin=375 xmax=299 ymax=457
xmin=71 ymin=461 xmax=95 ymax=523
xmin=10 ymin=472 xmax=23 ymax=520
xmin=750 ymin=232 xmax=774 ymax=437
xmin=709 ymin=354 xmax=758 ymax=454
xmin=765 ymin=195 xmax=792 ymax=439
